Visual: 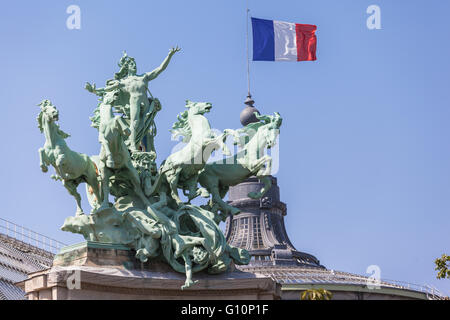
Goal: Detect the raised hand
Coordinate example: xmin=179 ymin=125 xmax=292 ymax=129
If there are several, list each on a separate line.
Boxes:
xmin=84 ymin=82 xmax=96 ymax=93
xmin=169 ymin=46 xmax=181 ymax=56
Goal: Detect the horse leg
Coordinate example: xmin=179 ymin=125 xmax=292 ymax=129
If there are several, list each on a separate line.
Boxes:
xmin=185 ymin=176 xmax=208 ymax=202
xmin=85 ymin=162 xmax=102 ymax=211
xmin=218 ymin=184 xmax=239 ymax=216
xmin=97 ymin=167 xmax=112 ymax=211
xmin=63 ymin=179 xmax=84 ymax=216
xmin=166 ymin=168 xmax=183 ymax=205
xmin=55 ymin=154 xmax=67 ymax=178
xmin=250 ymin=175 xmax=272 ymax=200
xmin=200 ymin=173 xmax=238 ymax=215
xmin=211 ymin=185 xmax=240 ymax=215
xmin=38 ymin=148 xmax=49 ymax=172
xmin=258 ymin=155 xmax=272 ymax=176
xmin=246 ymin=156 xmax=267 ymax=177
xmin=219 ymin=133 xmax=231 ymax=156
xmin=248 ymin=156 xmax=272 ymax=199
xmin=99 ymin=135 xmax=115 ymax=168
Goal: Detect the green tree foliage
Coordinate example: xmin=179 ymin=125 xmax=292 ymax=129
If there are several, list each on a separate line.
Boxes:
xmin=435 ymin=254 xmax=450 ymax=279
xmin=301 ymin=289 xmax=333 ymax=300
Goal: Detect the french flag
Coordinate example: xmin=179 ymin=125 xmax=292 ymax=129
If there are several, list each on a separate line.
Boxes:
xmin=252 ymin=17 xmax=317 ymax=62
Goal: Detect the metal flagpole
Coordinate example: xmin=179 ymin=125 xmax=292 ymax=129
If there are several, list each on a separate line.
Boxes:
xmin=246 ymin=0 xmax=251 ymax=97
xmin=242 ymin=0 xmax=257 ymax=127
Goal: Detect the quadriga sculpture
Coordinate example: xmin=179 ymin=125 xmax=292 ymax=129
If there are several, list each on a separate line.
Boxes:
xmin=37 ymin=100 xmax=102 ymax=215
xmin=198 ymin=112 xmax=282 ymax=215
xmin=37 ymin=49 xmax=282 ymax=290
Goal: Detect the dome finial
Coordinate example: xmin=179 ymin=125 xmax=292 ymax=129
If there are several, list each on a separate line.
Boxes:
xmin=240 ymin=93 xmax=260 ymax=126
xmin=244 ymin=93 xmax=255 ymax=107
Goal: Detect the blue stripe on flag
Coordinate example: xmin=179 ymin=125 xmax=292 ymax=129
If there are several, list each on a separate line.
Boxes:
xmin=251 ymin=18 xmax=274 ymax=61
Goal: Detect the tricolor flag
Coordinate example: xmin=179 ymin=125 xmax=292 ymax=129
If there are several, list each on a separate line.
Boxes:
xmin=251 ymin=17 xmax=317 ymax=62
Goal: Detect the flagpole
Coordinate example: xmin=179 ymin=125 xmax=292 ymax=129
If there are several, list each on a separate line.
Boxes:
xmin=243 ymin=0 xmax=255 ymax=112
xmin=246 ymin=2 xmax=251 ymax=98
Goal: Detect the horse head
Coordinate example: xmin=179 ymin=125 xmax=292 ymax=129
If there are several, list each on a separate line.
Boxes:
xmin=185 ymin=100 xmax=212 ymax=115
xmin=37 ymin=100 xmax=59 ymax=131
xmin=37 ymin=99 xmax=70 ymax=139
xmin=171 ymin=100 xmax=213 ymax=143
xmin=260 ymin=112 xmax=282 ymax=149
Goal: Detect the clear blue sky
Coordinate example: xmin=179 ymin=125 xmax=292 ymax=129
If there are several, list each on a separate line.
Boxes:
xmin=0 ymin=0 xmax=449 ymax=294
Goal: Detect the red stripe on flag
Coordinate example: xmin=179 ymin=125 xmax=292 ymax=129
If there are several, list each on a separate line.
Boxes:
xmin=295 ymin=24 xmax=317 ymax=61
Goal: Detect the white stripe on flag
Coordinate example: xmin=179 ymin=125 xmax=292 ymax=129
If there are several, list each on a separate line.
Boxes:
xmin=274 ymin=20 xmax=297 ymax=61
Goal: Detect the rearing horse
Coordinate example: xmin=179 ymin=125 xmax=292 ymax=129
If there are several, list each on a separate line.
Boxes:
xmin=93 ymin=90 xmax=177 ymax=232
xmin=198 ymin=112 xmax=282 ymax=215
xmin=37 ymin=100 xmax=102 ymax=216
xmin=148 ymin=100 xmax=231 ymax=206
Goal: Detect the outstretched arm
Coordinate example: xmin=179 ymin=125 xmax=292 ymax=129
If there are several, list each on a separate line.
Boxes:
xmin=85 ymin=82 xmax=103 ymax=96
xmin=144 ymin=46 xmax=181 ymax=82
xmin=85 ymin=81 xmax=120 ymax=96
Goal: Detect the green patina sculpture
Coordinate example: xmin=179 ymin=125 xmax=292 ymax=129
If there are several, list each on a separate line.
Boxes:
xmin=199 ymin=112 xmax=282 ymax=215
xmin=37 ymin=48 xmax=282 ymax=290
xmin=147 ymin=100 xmax=231 ymax=206
xmin=37 ymin=100 xmax=102 ymax=215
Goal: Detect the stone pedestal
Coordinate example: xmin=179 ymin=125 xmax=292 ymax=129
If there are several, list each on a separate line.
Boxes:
xmin=19 ymin=241 xmax=281 ymax=300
